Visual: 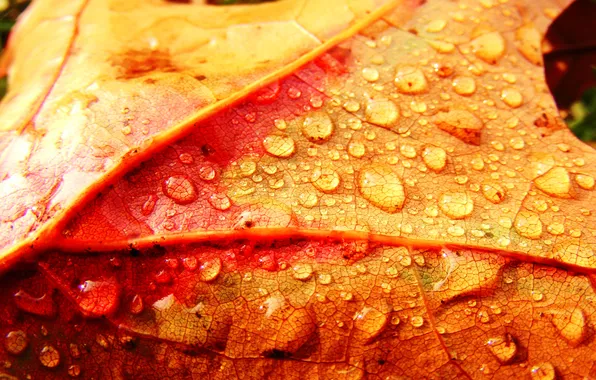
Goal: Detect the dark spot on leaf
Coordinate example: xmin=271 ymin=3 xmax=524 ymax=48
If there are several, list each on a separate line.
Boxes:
xmin=263 ymin=349 xmax=292 ymax=359
xmin=111 ymin=50 xmax=178 ymax=79
xmin=201 ymin=144 xmax=215 ymax=156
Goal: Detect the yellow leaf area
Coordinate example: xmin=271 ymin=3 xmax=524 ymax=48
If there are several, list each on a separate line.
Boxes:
xmin=0 ymin=0 xmax=397 ymax=264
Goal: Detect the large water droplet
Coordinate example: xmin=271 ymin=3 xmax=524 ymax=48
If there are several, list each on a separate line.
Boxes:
xmin=302 ymin=112 xmax=334 ymax=143
xmin=422 ymin=146 xmax=447 ymax=172
xmin=162 ymin=175 xmax=198 ymax=205
xmin=77 ymin=279 xmax=121 ymax=318
xmin=199 ymin=258 xmax=221 ymax=282
xmin=452 ymin=76 xmax=476 ymax=96
xmin=364 ymin=97 xmax=399 ymax=128
xmin=534 ymin=167 xmax=573 ymax=198
xmin=5 ymin=331 xmax=28 ymax=355
xmin=263 ymin=135 xmax=296 ymax=158
xmin=362 ymin=67 xmax=379 ymax=82
xmin=501 ymin=88 xmax=523 ymax=108
xmin=515 ymin=24 xmax=542 ymax=66
xmin=208 ymin=193 xmax=232 ymax=211
xmin=358 ymin=165 xmax=406 ymax=213
xmin=575 ymin=174 xmax=595 ymax=190
xmin=470 ymin=32 xmax=505 ymax=64
xmin=530 ymin=362 xmax=556 ymax=380
xmin=439 ymin=192 xmax=474 ymax=219
xmin=486 ymin=334 xmax=517 ymax=364
xmin=394 ymin=66 xmax=429 ymax=94
xmin=311 ymin=167 xmax=340 ymax=193
xmin=348 ymin=139 xmax=366 ymax=158
xmin=482 ymin=183 xmax=506 ymax=203
xmin=514 ymin=211 xmax=543 ymax=239
xmin=39 ymin=345 xmax=60 ymax=368
xmin=292 ymin=263 xmax=313 ymax=281
xmin=14 ymin=290 xmax=56 ymax=317
xmin=199 ymin=165 xmax=216 ymax=181
xmin=548 ymin=308 xmax=586 ymax=346
xmin=353 ymin=306 xmax=388 ymax=344
xmin=435 ymin=110 xmax=483 ymax=145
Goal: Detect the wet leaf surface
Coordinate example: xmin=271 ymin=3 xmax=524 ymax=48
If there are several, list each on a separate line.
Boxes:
xmin=2 ymin=0 xmax=596 ymax=378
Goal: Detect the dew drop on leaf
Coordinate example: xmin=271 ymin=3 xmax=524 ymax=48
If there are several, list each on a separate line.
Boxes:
xmin=394 ymin=66 xmax=429 ymax=94
xmin=435 ymin=109 xmax=483 ymax=145
xmin=439 ymin=192 xmax=474 ymax=219
xmin=198 ymin=258 xmax=221 ymax=283
xmin=162 ymin=175 xmax=198 ymax=204
xmin=208 ymin=193 xmax=232 ymax=211
xmin=422 ymin=146 xmax=446 ymax=172
xmin=130 ymin=294 xmax=144 ymax=315
xmin=263 ymin=135 xmax=296 ymax=158
xmin=501 ymin=88 xmax=524 ymax=108
xmin=548 ymin=308 xmax=586 ymax=346
xmin=358 ymin=165 xmax=406 ymax=213
xmin=39 ymin=345 xmax=60 ymax=368
xmin=182 ymin=256 xmax=198 ymax=271
xmin=76 ymin=279 xmax=121 ymax=318
xmin=410 ymin=316 xmax=424 ymax=328
xmin=364 ymin=97 xmax=400 ymax=128
xmin=4 ymin=331 xmax=27 ymax=355
xmin=362 ymin=67 xmax=379 ymax=82
xmin=141 ymin=194 xmax=158 ymax=215
xmin=452 ymin=76 xmax=476 ymax=96
xmin=68 ymin=364 xmax=81 ymax=377
xmin=302 ymin=112 xmax=334 ymax=143
xmin=178 ymin=152 xmax=194 ymax=164
xmin=353 ymin=307 xmax=388 ymax=343
xmin=13 ymin=290 xmax=56 ymax=318
xmin=486 ymin=334 xmax=517 ymax=364
xmin=199 ymin=166 xmax=216 ymax=181
xmin=514 ymin=211 xmax=543 ymax=239
xmin=530 ymin=362 xmax=556 ymax=380
xmin=470 ymin=31 xmax=505 ymax=64
xmin=311 ymin=167 xmax=341 ymax=193
xmin=482 ymin=183 xmax=506 ymax=203
xmin=533 ymin=167 xmax=572 ymax=198
xmin=292 ymin=263 xmax=313 ymax=281
xmin=575 ymin=174 xmax=595 ymax=190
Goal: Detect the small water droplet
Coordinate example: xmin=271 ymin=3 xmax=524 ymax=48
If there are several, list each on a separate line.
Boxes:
xmin=199 ymin=258 xmax=222 ymax=282
xmin=208 ymin=193 xmax=232 ymax=211
xmin=302 ymin=112 xmax=334 ymax=143
xmin=470 ymin=32 xmax=505 ymax=64
xmin=198 ymin=166 xmax=216 ymax=181
xmin=547 ymin=222 xmax=565 ymax=235
xmin=309 ymin=96 xmax=323 ymax=108
xmin=399 ymin=144 xmax=417 ymax=158
xmin=422 ymin=146 xmax=447 ymax=172
xmin=274 ymin=119 xmax=287 ymax=130
xmin=311 ymin=167 xmax=341 ymax=193
xmin=575 ymin=174 xmax=594 ymax=190
xmin=358 ymin=165 xmax=406 ymax=213
xmin=340 ymin=292 xmax=354 ymax=301
xmin=514 ymin=211 xmax=543 ymax=239
xmin=39 ymin=345 xmax=60 ymax=368
xmin=501 ymin=88 xmax=523 ymax=108
xmin=531 ymin=290 xmax=544 ymax=302
xmin=298 ymin=192 xmax=318 ymax=208
xmin=69 ymin=343 xmax=80 ymax=359
xmin=452 ymin=76 xmax=476 ymax=96
xmin=391 ymin=315 xmax=401 ymax=325
xmin=400 ymin=255 xmax=412 ymax=267
xmin=68 ymin=364 xmax=81 ymax=377
xmin=509 ymin=137 xmax=525 ymax=150
xmin=5 ymin=331 xmax=27 ymax=355
xmin=293 ymin=263 xmax=313 ymax=281
xmin=477 ymin=309 xmax=490 ymax=323
xmin=96 ymin=333 xmax=111 ymax=350
xmin=482 ymin=183 xmax=506 ymax=203
xmin=343 ymin=100 xmax=361 ymax=112
xmin=287 ymin=87 xmax=302 ymax=99
xmin=426 ymin=19 xmax=447 ymax=32
xmin=353 ymin=307 xmax=388 ymax=343
xmin=516 ymin=25 xmax=543 ymax=66
xmin=263 ymin=135 xmax=296 ymax=158
xmin=348 ymin=140 xmax=366 ymax=158
xmin=317 ymin=273 xmax=332 ymax=284
xmin=530 ymin=362 xmax=556 ymax=380
xmin=77 ymin=279 xmax=121 ymax=318
xmin=394 ymin=66 xmax=429 ymax=94
xmin=362 ymin=67 xmax=380 ymax=82
xmin=411 ymin=316 xmax=424 ymax=328
xmin=163 ymin=175 xmax=198 ymax=205
xmin=364 ymin=97 xmax=399 ymax=127
xmin=130 ymin=294 xmax=144 ymax=315
xmin=439 ymin=192 xmax=474 ymax=219
xmin=486 ymin=334 xmax=517 ymax=364
xmin=14 ymin=290 xmax=56 ymax=317
xmin=178 ymin=152 xmax=194 ymax=164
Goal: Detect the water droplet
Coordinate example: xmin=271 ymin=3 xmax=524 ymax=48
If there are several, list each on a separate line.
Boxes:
xmin=293 ymin=263 xmax=313 ymax=281
xmin=14 ymin=290 xmax=56 ymax=318
xmin=287 ymin=87 xmax=301 ymax=99
xmin=39 ymin=345 xmax=60 ymax=368
xmin=311 ymin=167 xmax=340 ymax=193
xmin=575 ymin=174 xmax=594 ymax=190
xmin=274 ymin=119 xmax=287 ymax=130
xmin=69 ymin=343 xmax=81 ymax=359
xmin=178 ymin=152 xmax=193 ymax=164
xmin=5 ymin=331 xmax=27 ymax=355
xmin=514 ymin=211 xmax=543 ymax=239
xmin=447 ymin=225 xmax=465 ymax=237
xmin=547 ymin=222 xmax=565 ymax=235
xmin=549 ymin=308 xmax=586 ymax=346
xmin=516 ymin=25 xmax=543 ymax=66
xmin=298 ymin=192 xmax=318 ymax=208
xmin=477 ymin=309 xmax=490 ymax=323
xmin=302 ymin=112 xmax=334 ymax=143
xmin=530 ymin=362 xmax=556 ymax=380
xmin=501 ymin=88 xmax=523 ymax=108
xmin=482 ymin=183 xmax=506 ymax=203
xmin=263 ymin=135 xmax=296 ymax=158
xmin=534 ymin=167 xmax=572 ymax=198
xmin=531 ymin=290 xmax=544 ymax=302
xmin=163 ymin=175 xmax=198 ymax=205
xmin=348 ymin=139 xmax=366 ymax=158
xmin=77 ymin=279 xmax=121 ymax=318
xmin=399 ymin=144 xmax=417 ymax=158
xmin=362 ymin=67 xmax=379 ymax=82
xmin=391 ymin=315 xmax=401 ymax=325
xmin=199 ymin=165 xmax=216 ymax=181
xmin=426 ymin=19 xmax=447 ymax=32
xmin=394 ymin=66 xmax=429 ymax=94
xmin=208 ymin=193 xmax=232 ymax=211
xmin=364 ymin=97 xmax=399 ymax=127
xmin=422 ymin=146 xmax=447 ymax=172
xmin=343 ymin=100 xmax=361 ymax=112
xmin=410 ymin=100 xmax=427 ymax=113
xmin=96 ymin=333 xmax=111 ymax=350
xmin=199 ymin=258 xmax=221 ymax=282
xmin=470 ymin=32 xmax=505 ymax=64
xmin=353 ymin=307 xmax=388 ymax=343
xmin=435 ymin=110 xmax=483 ymax=145
xmin=68 ymin=364 xmax=81 ymax=377
xmin=400 ymin=255 xmax=412 ymax=267
xmin=309 ymin=96 xmax=323 ymax=108
xmin=358 ymin=165 xmax=406 ymax=213
xmin=317 ymin=273 xmax=332 ymax=285
xmin=130 ymin=294 xmax=144 ymax=315
xmin=439 ymin=192 xmax=474 ymax=219
xmin=486 ymin=334 xmax=517 ymax=364
xmin=452 ymin=76 xmax=476 ymax=96
xmin=509 ymin=137 xmax=525 ymax=150
xmin=411 ymin=316 xmax=424 ymax=328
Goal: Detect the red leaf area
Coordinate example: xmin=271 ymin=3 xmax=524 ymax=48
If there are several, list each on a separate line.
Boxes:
xmin=2 ymin=1 xmax=596 ymax=379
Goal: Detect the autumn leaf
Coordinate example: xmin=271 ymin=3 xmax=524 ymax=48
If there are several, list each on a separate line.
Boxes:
xmin=1 ymin=0 xmax=596 ymax=379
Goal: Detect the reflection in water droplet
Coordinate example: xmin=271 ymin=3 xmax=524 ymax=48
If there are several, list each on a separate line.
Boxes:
xmin=439 ymin=192 xmax=474 ymax=219
xmin=358 ymin=165 xmax=406 ymax=213
xmin=14 ymin=290 xmax=56 ymax=318
xmin=394 ymin=67 xmax=429 ymax=94
xmin=263 ymin=135 xmax=296 ymax=158
xmin=77 ymin=279 xmax=121 ymax=318
xmin=531 ymin=290 xmax=544 ymax=302
xmin=293 ymin=263 xmax=313 ymax=281
xmin=199 ymin=258 xmax=222 ymax=282
xmin=208 ymin=193 xmax=232 ymax=211
xmin=364 ymin=98 xmax=399 ymax=128
xmin=422 ymin=146 xmax=447 ymax=172
xmin=348 ymin=140 xmax=366 ymax=158
xmin=39 ymin=345 xmax=60 ymax=368
xmin=486 ymin=334 xmax=517 ymax=364
xmin=547 ymin=222 xmax=565 ymax=236
xmin=530 ymin=362 xmax=556 ymax=380
xmin=5 ymin=331 xmax=28 ymax=355
xmin=514 ymin=211 xmax=543 ymax=239
xmin=311 ymin=167 xmax=341 ymax=193
xmin=163 ymin=175 xmax=198 ymax=204
xmin=302 ymin=112 xmax=334 ymax=143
